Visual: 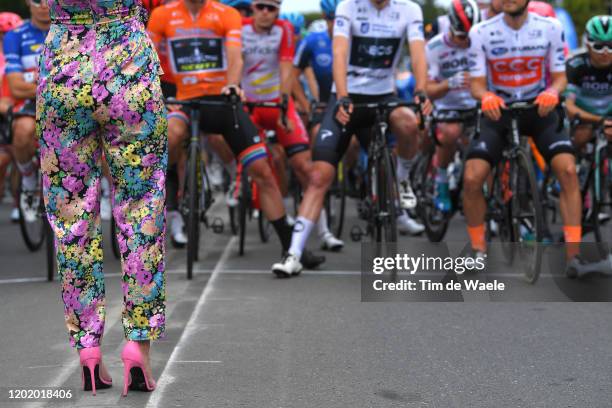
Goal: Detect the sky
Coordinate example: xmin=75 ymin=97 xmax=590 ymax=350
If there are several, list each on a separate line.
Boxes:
xmin=282 ymin=0 xmax=451 ymax=13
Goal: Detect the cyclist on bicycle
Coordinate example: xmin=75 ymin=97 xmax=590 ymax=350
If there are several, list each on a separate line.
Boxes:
xmin=242 ymin=0 xmax=344 ymax=251
xmin=464 ymin=0 xmax=581 ymax=267
xmin=272 ymin=0 xmax=433 ymax=276
xmin=148 ymin=0 xmax=324 ymax=268
xmin=4 ymin=0 xmax=49 ymax=223
xmin=0 ymin=12 xmax=23 ymax=217
xmin=425 ymin=0 xmax=480 ymax=213
xmin=565 ymin=15 xmax=612 ymax=148
xmin=223 ymin=0 xmax=254 ymax=17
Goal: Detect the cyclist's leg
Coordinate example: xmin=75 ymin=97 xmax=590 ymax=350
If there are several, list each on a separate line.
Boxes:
xmin=463 ymin=115 xmax=507 ymax=252
xmin=571 ymin=123 xmax=594 ymax=151
xmin=530 ymin=110 xmax=580 ymax=259
xmin=11 ymin=104 xmax=37 ymax=191
xmin=389 ymin=100 xmax=420 ymax=209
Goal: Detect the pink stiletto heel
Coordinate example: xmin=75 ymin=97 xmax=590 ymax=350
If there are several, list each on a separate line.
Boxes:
xmin=78 ymin=347 xmax=112 ymax=395
xmin=121 ymin=341 xmax=156 ymax=397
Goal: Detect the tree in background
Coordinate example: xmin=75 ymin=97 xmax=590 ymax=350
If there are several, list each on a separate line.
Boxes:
xmin=557 ymin=0 xmax=610 ymax=38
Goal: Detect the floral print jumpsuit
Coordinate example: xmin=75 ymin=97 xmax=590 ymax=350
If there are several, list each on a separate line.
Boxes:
xmin=36 ymin=0 xmax=167 ymax=349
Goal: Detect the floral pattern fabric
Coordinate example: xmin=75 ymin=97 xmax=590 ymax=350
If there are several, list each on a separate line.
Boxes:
xmin=37 ymin=0 xmax=167 ymax=349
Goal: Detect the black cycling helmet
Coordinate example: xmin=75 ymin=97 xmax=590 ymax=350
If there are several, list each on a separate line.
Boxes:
xmin=449 ymin=0 xmax=482 ymax=36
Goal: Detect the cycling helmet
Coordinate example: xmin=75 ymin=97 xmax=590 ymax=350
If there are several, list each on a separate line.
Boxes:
xmin=221 ymin=0 xmax=253 ymax=9
xmin=0 ymin=12 xmax=23 ymax=34
xmin=448 ymin=0 xmax=481 ymax=35
xmin=320 ymin=0 xmax=340 ymax=19
xmin=585 ymin=15 xmax=612 ymax=43
xmin=280 ymin=12 xmax=305 ymax=35
xmin=527 ymin=1 xmax=556 ymax=18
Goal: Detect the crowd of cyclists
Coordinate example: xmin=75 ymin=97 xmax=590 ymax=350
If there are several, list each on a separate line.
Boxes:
xmin=0 ymin=0 xmax=611 ymax=278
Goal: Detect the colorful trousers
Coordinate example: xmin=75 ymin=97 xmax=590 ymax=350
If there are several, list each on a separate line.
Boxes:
xmin=36 ymin=16 xmax=167 ymax=349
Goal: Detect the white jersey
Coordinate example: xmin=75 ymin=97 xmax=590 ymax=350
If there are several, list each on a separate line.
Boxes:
xmin=333 ymin=0 xmax=424 ymax=95
xmin=468 ymin=12 xmax=566 ymax=102
xmin=426 ymin=33 xmax=476 ymax=110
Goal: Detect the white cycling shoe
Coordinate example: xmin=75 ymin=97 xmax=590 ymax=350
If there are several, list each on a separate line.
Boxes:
xmin=399 ymin=180 xmax=417 ymax=210
xmin=397 ymin=213 xmax=424 ymax=235
xmin=168 ymin=210 xmax=187 ymax=248
xmin=19 ymin=190 xmax=39 ymax=224
xmin=271 ymin=253 xmax=303 ymax=278
xmin=321 ymin=232 xmax=344 ymax=252
xmin=10 ymin=207 xmax=19 ymax=223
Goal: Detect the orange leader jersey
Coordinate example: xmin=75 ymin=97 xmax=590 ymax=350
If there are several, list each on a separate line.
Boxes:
xmin=147 ymin=0 xmax=242 ymax=100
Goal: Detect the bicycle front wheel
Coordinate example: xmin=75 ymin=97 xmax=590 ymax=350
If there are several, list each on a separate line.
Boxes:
xmin=185 ymin=145 xmax=200 ymax=280
xmin=17 ymin=187 xmax=46 ymax=251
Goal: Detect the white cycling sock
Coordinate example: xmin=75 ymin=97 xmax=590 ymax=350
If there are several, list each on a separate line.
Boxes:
xmin=101 ymin=177 xmax=111 ymax=198
xmin=288 ymin=216 xmax=314 ymax=259
xmin=397 ymin=156 xmax=416 ymax=183
xmin=317 ymin=209 xmax=330 ymax=238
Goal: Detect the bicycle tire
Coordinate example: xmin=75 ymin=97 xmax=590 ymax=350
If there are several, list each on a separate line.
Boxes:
xmin=258 ymin=210 xmax=271 ymax=243
xmin=417 ymin=149 xmax=451 ymax=242
xmin=186 ymin=144 xmax=199 ymax=280
xmin=45 ymin=217 xmax=55 ymax=281
xmin=110 ymin=216 xmax=120 ymax=259
xmin=229 ymin=206 xmax=238 ymax=235
xmin=491 ymin=160 xmax=515 ymax=264
xmin=17 ymin=186 xmax=46 ymax=252
xmin=327 ymin=160 xmax=347 ymax=239
xmin=512 ymin=148 xmax=544 ymax=284
xmin=238 ymin=170 xmax=249 ymax=256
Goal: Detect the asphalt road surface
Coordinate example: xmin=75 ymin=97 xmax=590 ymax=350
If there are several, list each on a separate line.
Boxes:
xmin=0 ymin=192 xmax=611 ymax=408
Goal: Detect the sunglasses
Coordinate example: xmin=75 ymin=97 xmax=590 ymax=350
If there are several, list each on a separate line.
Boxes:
xmin=587 ymin=40 xmax=612 ymax=54
xmin=254 ymin=3 xmax=278 ymax=12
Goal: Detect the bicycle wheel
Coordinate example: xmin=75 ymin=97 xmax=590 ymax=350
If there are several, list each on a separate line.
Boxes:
xmin=374 ymin=150 xmax=398 ymax=243
xmin=511 ymin=148 xmax=544 ymax=283
xmin=258 ymin=211 xmax=271 ymax=242
xmin=185 ymin=145 xmax=200 ymax=280
xmin=238 ymin=171 xmax=250 ymax=256
xmin=229 ymin=206 xmax=238 ymax=235
xmin=326 ymin=160 xmax=347 ymax=239
xmin=110 ymin=215 xmax=120 ymax=259
xmin=417 ymin=149 xmax=451 ymax=242
xmin=490 ymin=160 xmax=515 ymax=264
xmin=17 ymin=186 xmax=46 ymax=251
xmin=45 ymin=216 xmax=55 ymax=281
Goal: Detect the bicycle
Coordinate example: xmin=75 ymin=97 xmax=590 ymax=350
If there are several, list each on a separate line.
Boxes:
xmin=482 ymin=101 xmax=546 ymax=283
xmin=573 ymin=115 xmax=612 ymax=242
xmin=164 ymin=97 xmax=231 ymax=279
xmin=3 ymin=106 xmax=56 ymax=280
xmin=414 ymin=108 xmax=478 ymax=242
xmin=348 ymin=100 xmax=423 ymax=245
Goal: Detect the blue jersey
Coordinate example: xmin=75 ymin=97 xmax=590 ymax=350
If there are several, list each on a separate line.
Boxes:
xmin=3 ymin=20 xmax=47 ymax=76
xmin=396 ymin=71 xmax=416 ymax=101
xmin=293 ymin=30 xmax=333 ymax=103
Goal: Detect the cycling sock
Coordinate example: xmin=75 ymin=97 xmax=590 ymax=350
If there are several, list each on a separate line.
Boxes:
xmin=17 ymin=160 xmax=37 ymax=190
xmin=101 ymin=177 xmax=111 ymax=198
xmin=317 ymin=209 xmax=330 ymax=238
xmin=288 ymin=216 xmax=314 ymax=258
xmin=563 ymin=225 xmax=582 ymax=259
xmin=467 ymin=224 xmax=486 ymax=252
xmin=397 ymin=156 xmax=416 ymax=182
xmin=435 ymin=167 xmax=448 ymax=184
xmin=271 ymin=216 xmax=293 ymax=252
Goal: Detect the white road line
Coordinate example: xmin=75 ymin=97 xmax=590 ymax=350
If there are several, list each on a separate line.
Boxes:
xmin=173 ymin=360 xmax=222 ymax=363
xmin=146 ymin=236 xmax=236 ymax=408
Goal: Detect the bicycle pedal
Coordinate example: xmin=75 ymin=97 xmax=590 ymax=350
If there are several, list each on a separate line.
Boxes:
xmin=211 ymin=217 xmax=224 ymax=234
xmin=350 ymin=225 xmax=364 ymax=242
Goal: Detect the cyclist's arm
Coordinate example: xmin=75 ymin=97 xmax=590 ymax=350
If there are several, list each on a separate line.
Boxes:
xmin=470 ymin=76 xmax=488 ymax=101
xmin=146 ymin=7 xmax=165 ymax=54
xmin=548 ymin=71 xmax=567 ymax=97
xmin=303 ymin=66 xmax=319 ymax=101
xmin=226 ymin=45 xmax=243 ymax=87
xmin=424 ymin=42 xmax=447 ymax=100
xmin=6 ymin=73 xmax=36 ymax=100
xmin=468 ymin=26 xmax=488 ymax=101
xmin=332 ymin=35 xmax=349 ymax=98
xmin=279 ymin=20 xmax=295 ymax=98
xmin=426 ymin=78 xmax=450 ymax=100
xmin=409 ymin=40 xmax=427 ymax=94
xmin=292 ymin=67 xmax=311 ymax=112
xmin=224 ymin=9 xmax=244 ymax=87
xmin=565 ymin=97 xmax=602 ymax=123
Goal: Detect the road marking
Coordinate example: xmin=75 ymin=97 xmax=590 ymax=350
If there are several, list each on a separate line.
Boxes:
xmin=146 ymin=236 xmax=237 ymax=408
xmin=173 ymin=360 xmax=222 ymax=363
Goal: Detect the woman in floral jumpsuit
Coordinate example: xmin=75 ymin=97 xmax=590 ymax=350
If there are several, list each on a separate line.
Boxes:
xmin=36 ymin=0 xmax=167 ymax=391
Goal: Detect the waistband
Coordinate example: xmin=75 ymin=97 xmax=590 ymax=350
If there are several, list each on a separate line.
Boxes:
xmin=50 ymin=6 xmax=142 ymax=26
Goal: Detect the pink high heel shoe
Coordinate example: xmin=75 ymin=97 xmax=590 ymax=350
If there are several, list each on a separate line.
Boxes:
xmin=121 ymin=341 xmax=156 ymax=396
xmin=78 ymin=347 xmax=112 ymax=395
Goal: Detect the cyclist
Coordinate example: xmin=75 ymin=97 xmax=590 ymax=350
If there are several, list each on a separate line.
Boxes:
xmin=464 ymin=0 xmax=581 ymax=268
xmin=242 ymin=0 xmax=344 ymax=251
xmin=272 ymin=0 xmax=433 ymax=276
xmin=148 ymin=0 xmax=324 ymax=268
xmin=565 ymin=15 xmax=612 ymax=148
xmin=426 ymin=0 xmax=480 ymax=213
xmin=430 ymin=0 xmax=499 ymax=38
xmin=223 ymin=0 xmax=254 ymax=17
xmin=0 ymin=12 xmax=23 ymax=216
xmin=4 ymin=0 xmax=49 ymax=223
